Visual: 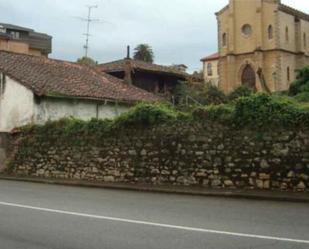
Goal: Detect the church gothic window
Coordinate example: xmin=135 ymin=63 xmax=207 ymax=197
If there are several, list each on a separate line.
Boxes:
xmin=304 ymin=33 xmax=307 ymax=49
xmin=207 ymin=63 xmax=213 ymax=76
xmin=222 ymin=33 xmax=227 ymax=47
xmin=287 ymin=67 xmax=290 ymax=82
xmin=268 ymin=25 xmax=273 ymax=40
xmin=285 ymin=26 xmax=289 ymax=42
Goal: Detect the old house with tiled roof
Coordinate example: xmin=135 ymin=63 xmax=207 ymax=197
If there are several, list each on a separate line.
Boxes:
xmin=0 ymin=51 xmax=159 ymax=132
xmin=98 ymin=55 xmax=187 ymax=97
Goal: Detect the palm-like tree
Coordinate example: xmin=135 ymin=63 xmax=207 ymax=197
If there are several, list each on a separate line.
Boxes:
xmin=76 ymin=56 xmax=97 ymax=67
xmin=133 ymin=44 xmax=154 ymax=63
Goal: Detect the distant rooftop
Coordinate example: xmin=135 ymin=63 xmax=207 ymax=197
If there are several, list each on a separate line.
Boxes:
xmin=0 ymin=22 xmax=52 ymax=55
xmin=98 ymin=59 xmax=188 ymax=78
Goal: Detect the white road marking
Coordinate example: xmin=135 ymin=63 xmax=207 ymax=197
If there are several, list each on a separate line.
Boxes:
xmin=0 ymin=201 xmax=308 ymax=244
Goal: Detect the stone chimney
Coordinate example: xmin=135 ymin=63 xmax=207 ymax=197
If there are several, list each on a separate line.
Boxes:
xmin=124 ymin=46 xmax=132 ymax=85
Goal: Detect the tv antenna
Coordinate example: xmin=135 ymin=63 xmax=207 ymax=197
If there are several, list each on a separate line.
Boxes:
xmin=77 ymin=5 xmax=100 ymax=58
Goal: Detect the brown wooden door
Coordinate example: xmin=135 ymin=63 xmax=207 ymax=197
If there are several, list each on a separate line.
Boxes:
xmin=241 ymin=65 xmax=256 ymax=90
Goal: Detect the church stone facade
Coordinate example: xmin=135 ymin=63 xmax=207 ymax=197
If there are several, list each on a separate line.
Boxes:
xmin=215 ymin=0 xmax=309 ymax=93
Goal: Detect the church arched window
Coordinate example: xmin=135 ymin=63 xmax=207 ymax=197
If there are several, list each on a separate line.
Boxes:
xmin=207 ymin=63 xmax=213 ymax=76
xmin=268 ymin=25 xmax=273 ymax=40
xmin=285 ymin=26 xmax=289 ymax=42
xmin=222 ymin=33 xmax=227 ymax=47
xmin=287 ymin=67 xmax=290 ymax=82
xmin=304 ymin=33 xmax=307 ymax=49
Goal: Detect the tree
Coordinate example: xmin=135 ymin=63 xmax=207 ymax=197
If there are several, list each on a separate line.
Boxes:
xmin=133 ymin=44 xmax=154 ymax=63
xmin=76 ymin=56 xmax=97 ymax=67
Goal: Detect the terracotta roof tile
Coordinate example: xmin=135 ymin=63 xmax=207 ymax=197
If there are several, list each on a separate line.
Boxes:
xmin=98 ymin=59 xmax=188 ymax=78
xmin=0 ymin=51 xmax=160 ymax=103
xmin=201 ymin=52 xmax=219 ymax=61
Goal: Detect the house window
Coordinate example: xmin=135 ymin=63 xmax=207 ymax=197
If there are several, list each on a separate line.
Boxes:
xmin=0 ymin=25 xmax=5 ymax=33
xmin=268 ymin=25 xmax=273 ymax=40
xmin=287 ymin=67 xmax=290 ymax=82
xmin=285 ymin=26 xmax=289 ymax=42
xmin=304 ymin=33 xmax=307 ymax=49
xmin=10 ymin=31 xmax=20 ymax=39
xmin=222 ymin=33 xmax=227 ymax=47
xmin=0 ymin=73 xmax=6 ymax=96
xmin=207 ymin=63 xmax=213 ymax=76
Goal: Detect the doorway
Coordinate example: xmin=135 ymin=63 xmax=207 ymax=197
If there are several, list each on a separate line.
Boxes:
xmin=241 ymin=65 xmax=256 ymax=90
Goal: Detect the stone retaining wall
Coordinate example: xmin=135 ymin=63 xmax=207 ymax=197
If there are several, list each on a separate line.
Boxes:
xmin=6 ymin=123 xmax=309 ymax=191
xmin=0 ymin=132 xmax=11 ymax=172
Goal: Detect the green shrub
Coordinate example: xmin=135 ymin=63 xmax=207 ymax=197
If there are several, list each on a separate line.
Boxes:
xmin=228 ymin=85 xmax=254 ymax=101
xmin=113 ymin=103 xmax=179 ymax=127
xmin=19 ymin=103 xmax=184 ymax=137
xmin=173 ymin=82 xmax=227 ymax=107
xmin=289 ymin=66 xmax=309 ymax=96
xmin=294 ymin=92 xmax=309 ymax=103
xmin=199 ymin=84 xmax=228 ymax=105
xmin=18 ymin=94 xmax=309 ymax=138
xmin=192 ymin=104 xmax=234 ymax=123
xmin=233 ymin=92 xmax=309 ymax=127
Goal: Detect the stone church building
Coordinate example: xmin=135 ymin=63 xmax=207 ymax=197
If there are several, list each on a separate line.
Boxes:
xmin=203 ymin=0 xmax=309 ymax=93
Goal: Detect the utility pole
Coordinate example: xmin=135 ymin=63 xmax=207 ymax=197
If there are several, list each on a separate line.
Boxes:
xmin=78 ymin=5 xmax=99 ymax=58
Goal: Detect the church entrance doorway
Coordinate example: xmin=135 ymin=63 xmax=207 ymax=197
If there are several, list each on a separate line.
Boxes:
xmin=241 ymin=65 xmax=256 ymax=90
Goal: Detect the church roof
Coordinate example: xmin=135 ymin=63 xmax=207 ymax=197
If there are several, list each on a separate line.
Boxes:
xmin=215 ymin=5 xmax=229 ymax=16
xmin=201 ymin=52 xmax=219 ymax=62
xmin=278 ymin=4 xmax=309 ymax=21
xmin=216 ymin=2 xmax=309 ymax=21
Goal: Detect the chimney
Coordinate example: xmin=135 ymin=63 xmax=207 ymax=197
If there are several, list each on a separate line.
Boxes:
xmin=126 ymin=45 xmax=131 ymax=59
xmin=124 ymin=45 xmax=132 ymax=85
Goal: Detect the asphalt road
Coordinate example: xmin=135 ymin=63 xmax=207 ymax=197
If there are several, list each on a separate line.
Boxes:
xmin=0 ymin=180 xmax=308 ymax=249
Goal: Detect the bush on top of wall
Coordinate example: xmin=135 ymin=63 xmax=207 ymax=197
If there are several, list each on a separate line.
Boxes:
xmin=193 ymin=93 xmax=309 ymax=128
xmin=228 ymin=85 xmax=255 ymax=101
xmin=113 ymin=103 xmax=179 ymax=127
xmin=18 ymin=93 xmax=309 ymax=138
xmin=289 ymin=66 xmax=309 ymax=96
xmin=20 ymin=103 xmax=188 ymax=137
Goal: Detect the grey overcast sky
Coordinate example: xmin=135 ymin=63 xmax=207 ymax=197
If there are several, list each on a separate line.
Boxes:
xmin=0 ymin=0 xmax=308 ymax=72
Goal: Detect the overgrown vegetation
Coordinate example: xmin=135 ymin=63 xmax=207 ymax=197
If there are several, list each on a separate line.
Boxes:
xmin=20 ymin=91 xmax=309 ymax=140
xmin=19 ymin=66 xmax=309 ymax=137
xmin=20 ymin=103 xmax=187 ymax=137
xmin=174 ymin=82 xmax=256 ymax=108
xmin=76 ymin=56 xmax=98 ymax=67
xmin=228 ymin=85 xmax=254 ymax=101
xmin=113 ymin=103 xmax=179 ymax=127
xmin=193 ymin=92 xmax=309 ymax=127
xmin=288 ymin=66 xmax=309 ymax=100
xmin=233 ymin=92 xmax=309 ymax=127
xmin=173 ymin=82 xmax=227 ymax=107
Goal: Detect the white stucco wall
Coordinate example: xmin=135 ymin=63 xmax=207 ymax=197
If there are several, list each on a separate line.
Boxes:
xmin=0 ymin=76 xmax=131 ymax=131
xmin=34 ymin=97 xmax=130 ymax=124
xmin=0 ymin=76 xmax=35 ymax=132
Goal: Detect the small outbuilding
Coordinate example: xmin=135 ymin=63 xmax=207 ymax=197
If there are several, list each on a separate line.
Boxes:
xmin=97 ymin=57 xmax=187 ymax=97
xmin=0 ymin=50 xmax=159 ymax=132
